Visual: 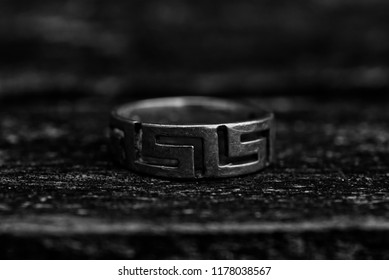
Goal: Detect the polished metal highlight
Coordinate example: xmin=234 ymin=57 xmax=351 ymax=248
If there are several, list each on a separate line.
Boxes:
xmin=110 ymin=97 xmax=275 ymax=178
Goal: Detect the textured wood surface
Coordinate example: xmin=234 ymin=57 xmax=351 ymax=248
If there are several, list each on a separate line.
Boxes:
xmin=1 ymin=96 xmax=389 ymax=259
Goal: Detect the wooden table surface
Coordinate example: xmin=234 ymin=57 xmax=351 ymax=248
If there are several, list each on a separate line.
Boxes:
xmin=1 ymin=95 xmax=388 ymax=259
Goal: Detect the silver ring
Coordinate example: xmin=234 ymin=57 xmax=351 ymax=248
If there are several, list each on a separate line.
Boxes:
xmin=109 ymin=97 xmax=275 ymax=179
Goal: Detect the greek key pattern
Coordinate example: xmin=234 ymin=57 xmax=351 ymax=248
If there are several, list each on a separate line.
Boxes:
xmin=110 ymin=118 xmax=274 ymax=178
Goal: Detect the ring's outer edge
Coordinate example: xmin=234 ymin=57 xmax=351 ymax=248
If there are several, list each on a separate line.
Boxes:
xmin=109 ymin=97 xmax=275 ymax=179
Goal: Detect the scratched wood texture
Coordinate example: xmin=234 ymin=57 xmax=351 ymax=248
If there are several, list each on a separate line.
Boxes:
xmin=0 ymin=96 xmax=389 ymax=259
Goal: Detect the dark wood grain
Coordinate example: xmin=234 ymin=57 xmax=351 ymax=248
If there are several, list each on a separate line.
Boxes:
xmin=1 ymin=96 xmax=388 ymax=259
xmin=1 ymin=0 xmax=389 ymax=97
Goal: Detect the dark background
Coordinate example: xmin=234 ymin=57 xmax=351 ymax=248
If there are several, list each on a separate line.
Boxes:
xmin=0 ymin=1 xmax=389 ymax=259
xmin=1 ymin=0 xmax=389 ymax=97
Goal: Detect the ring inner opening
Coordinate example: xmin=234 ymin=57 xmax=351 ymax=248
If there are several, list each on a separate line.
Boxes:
xmin=120 ymin=99 xmax=265 ymax=125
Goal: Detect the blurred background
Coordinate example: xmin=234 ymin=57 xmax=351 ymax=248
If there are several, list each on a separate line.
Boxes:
xmin=1 ymin=0 xmax=389 ymax=99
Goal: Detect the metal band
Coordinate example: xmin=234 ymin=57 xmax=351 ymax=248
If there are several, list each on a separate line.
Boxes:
xmin=109 ymin=97 xmax=275 ymax=178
